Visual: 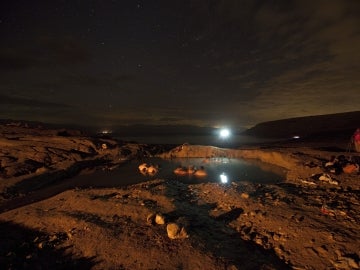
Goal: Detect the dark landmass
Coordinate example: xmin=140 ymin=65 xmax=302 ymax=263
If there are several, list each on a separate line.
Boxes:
xmin=112 ymin=124 xmax=222 ymax=136
xmin=243 ymin=111 xmax=360 ymax=140
xmin=4 ymin=110 xmax=359 ymax=142
xmin=0 ymin=119 xmax=245 ymax=137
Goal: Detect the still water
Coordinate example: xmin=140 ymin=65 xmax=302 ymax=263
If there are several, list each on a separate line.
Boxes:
xmin=0 ymin=158 xmax=286 ymax=212
xmin=72 ymin=157 xmax=286 ymax=187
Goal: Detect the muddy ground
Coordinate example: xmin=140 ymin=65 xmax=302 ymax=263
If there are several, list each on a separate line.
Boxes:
xmin=0 ymin=124 xmax=359 ymax=269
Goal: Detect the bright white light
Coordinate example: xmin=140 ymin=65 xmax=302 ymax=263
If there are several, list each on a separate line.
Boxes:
xmin=220 ymin=172 xmax=228 ymax=183
xmin=292 ymin=135 xmax=300 ymax=139
xmin=219 ymin=128 xmax=230 ymax=139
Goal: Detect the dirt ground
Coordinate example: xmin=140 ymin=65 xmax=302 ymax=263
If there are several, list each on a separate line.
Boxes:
xmin=0 ymin=125 xmax=359 ymax=269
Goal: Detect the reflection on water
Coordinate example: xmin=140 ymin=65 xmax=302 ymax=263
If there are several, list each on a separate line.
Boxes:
xmin=167 ymin=157 xmax=285 ymax=184
xmin=0 ymin=157 xmax=286 ymax=213
xmin=70 ymin=157 xmax=286 ymax=188
xmin=220 ymin=172 xmax=228 ymax=183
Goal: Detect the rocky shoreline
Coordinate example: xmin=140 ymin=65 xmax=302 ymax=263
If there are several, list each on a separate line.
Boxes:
xmin=0 ymin=124 xmax=359 ymax=269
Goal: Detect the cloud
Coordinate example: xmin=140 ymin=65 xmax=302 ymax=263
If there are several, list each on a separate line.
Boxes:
xmin=0 ymin=94 xmax=77 ymax=125
xmin=0 ymin=94 xmax=71 ymax=108
xmin=204 ymin=0 xmax=360 ymax=125
xmin=0 ymin=36 xmax=91 ymax=71
xmin=247 ymin=1 xmax=360 ymax=122
xmin=158 ymin=117 xmax=183 ymax=123
xmin=61 ymin=73 xmax=135 ymax=88
xmin=37 ymin=36 xmax=91 ymax=65
xmin=1 ymin=1 xmax=358 ymax=129
xmin=0 ymin=50 xmax=36 ymax=71
xmin=254 ymin=0 xmax=360 ymax=67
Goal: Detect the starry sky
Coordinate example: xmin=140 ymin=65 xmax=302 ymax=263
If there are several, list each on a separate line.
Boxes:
xmin=1 ymin=0 xmax=359 ymax=131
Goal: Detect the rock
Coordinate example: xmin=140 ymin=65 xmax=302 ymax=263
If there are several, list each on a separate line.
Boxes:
xmin=35 ymin=167 xmax=47 ymax=174
xmin=146 ymin=213 xmax=156 ymax=225
xmin=319 ymin=174 xmax=338 ymax=185
xmin=314 ymin=246 xmax=328 ymax=257
xmin=166 ymin=223 xmax=189 ymax=239
xmin=346 ymin=257 xmax=359 ymax=269
xmin=333 ymin=257 xmax=360 ymax=269
xmin=227 ymin=265 xmax=238 ymax=270
xmin=255 ymin=237 xmax=263 ymax=245
xmin=166 ymin=223 xmax=179 ymax=239
xmin=37 ymin=242 xmax=45 ymax=249
xmin=249 ymin=211 xmax=256 ymax=217
xmin=66 ymin=231 xmax=73 ymax=240
xmin=273 ymin=234 xmax=281 ymax=241
xmin=241 ymin=193 xmax=249 ymax=199
xmin=245 ymin=221 xmax=253 ymax=228
xmin=274 ymin=246 xmax=283 ymax=256
xmin=147 ymin=213 xmax=165 ymax=225
xmin=155 ymin=214 xmax=165 ymax=225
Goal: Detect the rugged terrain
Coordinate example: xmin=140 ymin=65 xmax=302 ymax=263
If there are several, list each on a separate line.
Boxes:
xmin=0 ymin=123 xmax=359 ymax=269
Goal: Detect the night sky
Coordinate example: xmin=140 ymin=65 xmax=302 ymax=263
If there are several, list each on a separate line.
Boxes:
xmin=1 ymin=0 xmax=359 ymax=131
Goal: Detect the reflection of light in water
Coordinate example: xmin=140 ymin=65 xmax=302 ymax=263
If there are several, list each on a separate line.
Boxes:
xmin=220 ymin=172 xmax=228 ymax=183
xmin=138 ymin=163 xmax=159 ymax=176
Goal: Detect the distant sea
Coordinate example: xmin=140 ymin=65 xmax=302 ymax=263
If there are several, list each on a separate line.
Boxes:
xmin=116 ymin=134 xmax=284 ymax=146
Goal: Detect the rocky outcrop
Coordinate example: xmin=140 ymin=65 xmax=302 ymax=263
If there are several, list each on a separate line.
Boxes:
xmin=158 ymin=144 xmax=299 ymax=170
xmin=0 ymin=125 xmax=148 ymax=200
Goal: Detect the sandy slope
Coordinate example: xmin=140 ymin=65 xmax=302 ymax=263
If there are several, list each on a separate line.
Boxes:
xmin=0 ymin=125 xmax=359 ymax=269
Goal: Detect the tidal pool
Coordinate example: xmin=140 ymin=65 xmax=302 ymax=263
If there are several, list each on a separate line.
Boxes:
xmin=0 ymin=157 xmax=287 ymax=212
xmin=72 ymin=157 xmax=286 ymax=188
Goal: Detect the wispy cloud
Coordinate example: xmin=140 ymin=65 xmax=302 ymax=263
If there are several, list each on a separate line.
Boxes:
xmin=0 ymin=94 xmax=71 ymax=108
xmin=196 ymin=0 xmax=360 ymax=125
xmin=0 ymin=36 xmax=91 ymax=71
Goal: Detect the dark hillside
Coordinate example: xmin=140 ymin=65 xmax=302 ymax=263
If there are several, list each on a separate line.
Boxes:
xmin=243 ymin=111 xmax=360 ymax=140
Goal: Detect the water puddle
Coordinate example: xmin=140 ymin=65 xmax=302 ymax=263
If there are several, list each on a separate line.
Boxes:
xmin=72 ymin=157 xmax=286 ymax=187
xmin=0 ymin=157 xmax=286 ymax=212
